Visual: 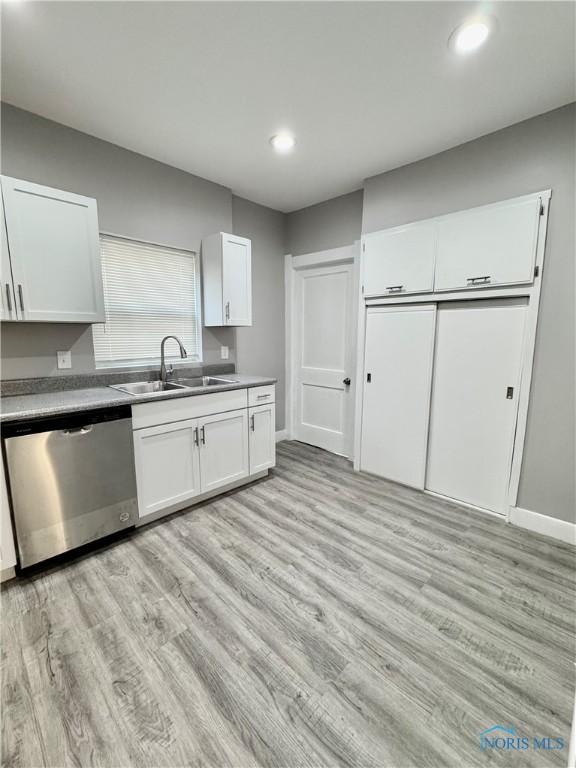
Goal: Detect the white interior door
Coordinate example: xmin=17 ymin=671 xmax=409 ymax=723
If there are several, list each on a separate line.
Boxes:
xmin=361 ymin=305 xmax=436 ymax=488
xmin=294 ymin=262 xmax=354 ymax=455
xmin=426 ymin=299 xmax=528 ymax=514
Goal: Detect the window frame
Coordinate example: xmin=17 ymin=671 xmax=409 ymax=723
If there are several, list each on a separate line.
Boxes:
xmin=92 ymin=231 xmax=203 ymax=370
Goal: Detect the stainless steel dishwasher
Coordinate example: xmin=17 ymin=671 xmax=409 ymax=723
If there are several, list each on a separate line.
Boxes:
xmin=3 ymin=406 xmax=137 ymax=568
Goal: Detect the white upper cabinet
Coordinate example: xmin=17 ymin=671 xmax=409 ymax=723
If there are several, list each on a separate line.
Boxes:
xmin=1 ymin=176 xmax=105 ymax=322
xmin=362 ymin=221 xmax=436 ymax=297
xmin=434 ymin=196 xmax=541 ymax=291
xmin=202 ymin=232 xmax=252 ymax=326
xmin=0 ymin=192 xmax=17 ymax=321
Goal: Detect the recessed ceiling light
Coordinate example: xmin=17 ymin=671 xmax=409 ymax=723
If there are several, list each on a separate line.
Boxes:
xmin=449 ymin=17 xmax=494 ymax=54
xmin=270 ymin=133 xmax=296 ymax=153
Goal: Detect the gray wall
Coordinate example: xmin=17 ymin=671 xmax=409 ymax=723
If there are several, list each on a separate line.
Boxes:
xmin=363 ymin=104 xmax=575 ymax=523
xmin=286 ymin=189 xmax=363 ymax=256
xmin=232 ymin=196 xmax=286 ymax=430
xmin=0 ymin=104 xmax=235 ymax=377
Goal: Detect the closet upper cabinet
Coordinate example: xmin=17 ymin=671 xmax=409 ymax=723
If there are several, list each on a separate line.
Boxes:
xmin=203 ymin=232 xmax=252 ymax=326
xmin=434 ymin=196 xmax=541 ymax=292
xmin=362 ymin=221 xmax=436 ymax=297
xmin=1 ymin=176 xmax=105 ymax=322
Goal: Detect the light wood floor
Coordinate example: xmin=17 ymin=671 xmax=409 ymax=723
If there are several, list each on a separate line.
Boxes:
xmin=2 ymin=441 xmax=574 ymax=767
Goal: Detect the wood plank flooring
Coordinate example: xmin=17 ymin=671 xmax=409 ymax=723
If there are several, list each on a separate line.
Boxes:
xmin=2 ymin=440 xmax=575 ymax=767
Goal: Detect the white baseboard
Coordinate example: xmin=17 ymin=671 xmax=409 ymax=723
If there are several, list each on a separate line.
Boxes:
xmin=1 ymin=566 xmax=16 ymax=583
xmin=509 ymin=506 xmax=576 ymax=545
xmin=275 ymin=429 xmax=288 ymax=443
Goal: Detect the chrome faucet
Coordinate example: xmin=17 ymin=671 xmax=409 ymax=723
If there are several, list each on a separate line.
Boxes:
xmin=160 ymin=335 xmax=187 ymax=383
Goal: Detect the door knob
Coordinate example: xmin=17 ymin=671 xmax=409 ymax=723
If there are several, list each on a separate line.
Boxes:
xmin=343 ymin=378 xmax=351 ymax=386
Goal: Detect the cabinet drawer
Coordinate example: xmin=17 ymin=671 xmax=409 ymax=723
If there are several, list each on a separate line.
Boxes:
xmin=132 ymin=389 xmax=248 ymax=430
xmin=435 ymin=197 xmax=540 ymax=291
xmin=248 ymin=385 xmax=275 ymax=407
xmin=363 ymin=221 xmax=436 ymax=297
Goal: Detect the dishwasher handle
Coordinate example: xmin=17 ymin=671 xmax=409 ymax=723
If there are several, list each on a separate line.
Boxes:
xmin=61 ymin=426 xmax=94 ymax=436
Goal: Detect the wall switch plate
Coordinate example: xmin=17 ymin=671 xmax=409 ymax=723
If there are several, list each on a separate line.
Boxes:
xmin=57 ymin=350 xmax=72 ymax=369
xmin=220 ymin=345 xmax=229 ymax=360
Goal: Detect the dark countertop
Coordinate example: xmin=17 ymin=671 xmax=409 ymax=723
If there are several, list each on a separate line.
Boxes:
xmin=0 ymin=375 xmax=276 ymax=423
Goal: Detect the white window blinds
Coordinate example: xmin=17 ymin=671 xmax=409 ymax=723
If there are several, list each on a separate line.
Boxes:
xmin=93 ymin=234 xmax=202 ymax=367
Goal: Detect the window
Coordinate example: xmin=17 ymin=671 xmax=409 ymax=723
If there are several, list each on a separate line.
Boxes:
xmin=93 ymin=234 xmax=202 ymax=368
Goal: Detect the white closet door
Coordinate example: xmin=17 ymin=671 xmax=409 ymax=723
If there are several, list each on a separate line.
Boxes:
xmin=426 ymin=300 xmax=527 ymax=514
xmin=360 ymin=305 xmax=436 ymax=488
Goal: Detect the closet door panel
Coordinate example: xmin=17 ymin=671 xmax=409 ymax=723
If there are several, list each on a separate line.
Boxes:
xmin=360 ymin=305 xmax=436 ymax=488
xmin=426 ymin=300 xmax=527 ymax=514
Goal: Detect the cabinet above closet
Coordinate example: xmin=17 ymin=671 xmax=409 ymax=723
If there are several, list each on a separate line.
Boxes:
xmin=0 ymin=175 xmax=105 ymax=323
xmin=361 ymin=192 xmax=546 ymax=299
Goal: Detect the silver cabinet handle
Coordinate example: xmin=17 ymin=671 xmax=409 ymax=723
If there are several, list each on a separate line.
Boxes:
xmin=386 ymin=285 xmax=404 ymax=292
xmin=17 ymin=284 xmax=24 ymax=312
xmin=467 ymin=276 xmax=491 ymax=285
xmin=193 ymin=427 xmax=199 ymax=446
xmin=225 ymin=301 xmax=230 ymax=322
xmin=256 ymin=393 xmax=271 ymax=400
xmin=5 ymin=283 xmax=12 ymax=313
xmin=250 ymin=415 xmax=255 ymax=431
xmin=200 ymin=426 xmax=206 ymax=445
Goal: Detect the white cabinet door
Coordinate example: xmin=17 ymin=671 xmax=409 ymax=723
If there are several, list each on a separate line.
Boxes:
xmin=222 ymin=234 xmax=252 ymax=326
xmin=1 ymin=458 xmax=17 ymax=571
xmin=249 ymin=404 xmax=276 ymax=474
xmin=435 ymin=197 xmax=541 ymax=291
xmin=203 ymin=232 xmax=252 ymax=326
xmin=0 ymin=192 xmax=17 ymax=321
xmin=360 ymin=305 xmax=436 ymax=489
xmin=426 ymin=300 xmax=527 ymax=514
xmin=1 ymin=176 xmax=105 ymax=322
xmin=133 ymin=418 xmax=201 ymax=518
xmin=363 ymin=221 xmax=436 ymax=297
xmin=198 ymin=409 xmax=249 ymax=493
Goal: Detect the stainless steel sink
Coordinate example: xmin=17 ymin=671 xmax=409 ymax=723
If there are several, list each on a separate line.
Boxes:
xmin=109 ymin=381 xmax=189 ymax=396
xmin=173 ymin=376 xmax=238 ymax=388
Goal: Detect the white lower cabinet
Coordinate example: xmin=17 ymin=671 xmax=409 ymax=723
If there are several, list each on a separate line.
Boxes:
xmin=134 ymin=418 xmax=201 ymax=518
xmin=1 ymin=458 xmax=17 ymax=571
xmin=249 ymin=404 xmax=276 ymax=474
xmin=132 ymin=388 xmax=275 ymax=520
xmin=198 ymin=409 xmax=249 ymax=493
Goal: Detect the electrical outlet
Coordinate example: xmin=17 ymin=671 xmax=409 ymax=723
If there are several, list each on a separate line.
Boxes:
xmin=220 ymin=345 xmax=229 ymax=360
xmin=57 ymin=350 xmax=72 ymax=369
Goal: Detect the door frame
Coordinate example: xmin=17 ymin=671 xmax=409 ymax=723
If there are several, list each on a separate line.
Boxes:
xmin=285 ymin=243 xmax=360 ymax=457
xmin=354 ymin=189 xmax=551 ymax=521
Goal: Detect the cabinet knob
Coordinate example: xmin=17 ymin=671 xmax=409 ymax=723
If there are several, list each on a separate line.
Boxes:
xmin=343 ymin=378 xmax=351 ymax=386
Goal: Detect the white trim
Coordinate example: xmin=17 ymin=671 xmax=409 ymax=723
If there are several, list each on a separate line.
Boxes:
xmin=1 ymin=566 xmax=15 ymax=583
xmin=284 ymin=253 xmax=295 ymax=440
xmin=291 ymin=245 xmax=355 ymax=270
xmin=509 ymin=506 xmax=576 ymax=546
xmin=275 ymin=429 xmax=288 ymax=443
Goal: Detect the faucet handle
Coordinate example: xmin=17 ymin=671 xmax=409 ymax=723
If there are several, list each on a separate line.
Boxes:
xmin=166 ymin=364 xmax=174 ymax=380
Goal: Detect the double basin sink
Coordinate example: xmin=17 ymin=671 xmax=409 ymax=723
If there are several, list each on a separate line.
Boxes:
xmin=110 ymin=376 xmax=238 ymax=396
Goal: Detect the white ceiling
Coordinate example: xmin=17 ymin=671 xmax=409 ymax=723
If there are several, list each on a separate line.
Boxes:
xmin=2 ymin=1 xmax=575 ymax=212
